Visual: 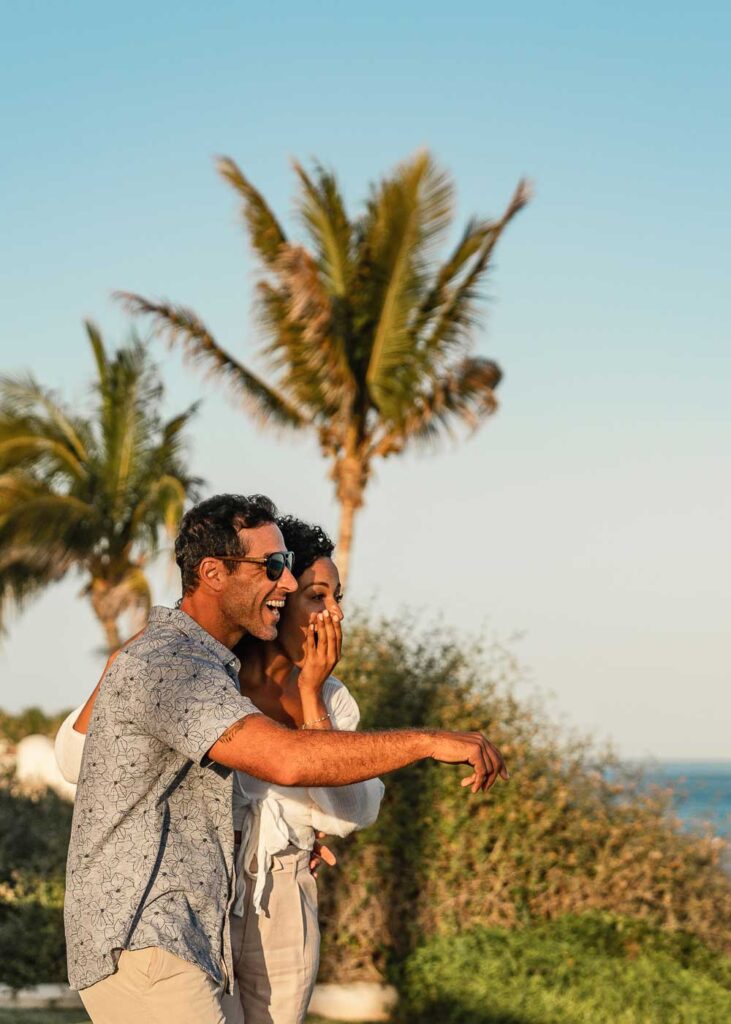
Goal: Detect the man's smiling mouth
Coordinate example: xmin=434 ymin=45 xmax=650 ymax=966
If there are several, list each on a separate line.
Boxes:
xmin=265 ymin=599 xmax=286 ymax=621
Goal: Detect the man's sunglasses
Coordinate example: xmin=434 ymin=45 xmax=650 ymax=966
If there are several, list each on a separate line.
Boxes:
xmin=208 ymin=551 xmax=295 ymax=581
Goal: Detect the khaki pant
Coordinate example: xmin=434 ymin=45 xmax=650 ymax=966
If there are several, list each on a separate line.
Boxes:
xmin=80 ymin=947 xmax=245 ymax=1024
xmin=221 ymin=846 xmax=321 ymax=1024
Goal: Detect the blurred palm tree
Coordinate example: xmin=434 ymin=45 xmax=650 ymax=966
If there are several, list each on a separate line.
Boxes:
xmin=0 ymin=324 xmax=201 ymax=650
xmin=118 ymin=151 xmax=529 ymax=585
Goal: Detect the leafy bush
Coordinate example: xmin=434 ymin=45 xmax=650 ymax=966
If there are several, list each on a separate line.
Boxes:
xmin=0 ymin=786 xmax=72 ymax=989
xmin=317 ymin=613 xmax=731 ymax=981
xmin=1 ymin=612 xmax=729 ymax=1001
xmin=0 ymin=708 xmax=71 ymax=743
xmin=398 ymin=915 xmax=731 ymax=1024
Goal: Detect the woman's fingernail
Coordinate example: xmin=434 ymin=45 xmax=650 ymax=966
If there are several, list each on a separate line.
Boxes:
xmin=324 ymin=609 xmax=330 ymax=618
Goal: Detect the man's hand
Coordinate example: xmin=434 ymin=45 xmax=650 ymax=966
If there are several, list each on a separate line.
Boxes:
xmin=430 ymin=732 xmax=509 ymax=794
xmin=209 ymin=715 xmax=509 ymax=792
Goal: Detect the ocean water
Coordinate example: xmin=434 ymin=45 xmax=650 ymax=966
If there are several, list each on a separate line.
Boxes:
xmin=634 ymin=761 xmax=731 ymax=839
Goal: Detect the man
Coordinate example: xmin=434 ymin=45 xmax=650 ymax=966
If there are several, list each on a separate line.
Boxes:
xmin=65 ymin=493 xmax=507 ymax=1024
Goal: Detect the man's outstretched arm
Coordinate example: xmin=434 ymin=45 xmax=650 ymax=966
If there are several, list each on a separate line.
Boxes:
xmin=208 ymin=715 xmax=508 ymax=794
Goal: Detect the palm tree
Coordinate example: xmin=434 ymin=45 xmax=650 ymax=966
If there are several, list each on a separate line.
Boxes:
xmin=0 ymin=323 xmax=201 ymax=650
xmin=118 ymin=150 xmax=529 ymax=585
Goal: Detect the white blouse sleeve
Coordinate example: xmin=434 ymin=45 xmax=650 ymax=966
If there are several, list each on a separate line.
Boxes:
xmin=307 ymin=680 xmax=385 ymax=837
xmin=54 ymin=706 xmax=86 ymax=784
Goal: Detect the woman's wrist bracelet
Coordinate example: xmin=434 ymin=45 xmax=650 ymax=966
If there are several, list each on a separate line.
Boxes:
xmin=301 ymin=713 xmax=330 ymax=730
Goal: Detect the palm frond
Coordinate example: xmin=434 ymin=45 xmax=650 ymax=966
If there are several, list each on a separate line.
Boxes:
xmin=260 ymin=247 xmax=355 ymax=413
xmin=216 ymin=155 xmax=288 ymax=265
xmin=411 ymin=217 xmax=497 ymax=338
xmin=0 ymin=375 xmax=90 ymax=466
xmin=0 ymin=557 xmax=67 ymax=636
xmin=119 ymin=565 xmax=152 ymax=614
xmin=115 ymin=292 xmax=309 ymax=430
xmin=85 ymin=320 xmax=109 ymax=390
xmin=0 ymin=432 xmax=87 ymax=481
xmin=363 ymin=151 xmax=454 ymax=412
xmin=419 ymin=178 xmax=532 ymax=367
xmin=255 ymin=282 xmax=338 ymax=417
xmin=129 ymin=474 xmax=188 ymax=540
xmin=292 ymin=161 xmax=353 ymax=297
xmin=0 ymin=476 xmax=97 ymax=596
xmin=382 ymin=356 xmax=503 ymax=450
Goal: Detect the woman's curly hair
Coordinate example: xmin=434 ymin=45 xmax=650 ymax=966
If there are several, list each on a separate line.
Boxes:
xmin=277 ymin=515 xmax=335 ymax=579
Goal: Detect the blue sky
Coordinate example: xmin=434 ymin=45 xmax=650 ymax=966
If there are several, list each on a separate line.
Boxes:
xmin=1 ymin=1 xmax=729 ymax=757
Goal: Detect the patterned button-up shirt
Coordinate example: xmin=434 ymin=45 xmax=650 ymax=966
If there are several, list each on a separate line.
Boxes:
xmin=64 ymin=606 xmax=257 ymax=991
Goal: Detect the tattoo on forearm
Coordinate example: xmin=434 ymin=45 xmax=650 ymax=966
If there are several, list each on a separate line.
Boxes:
xmin=217 ymin=718 xmax=247 ymax=745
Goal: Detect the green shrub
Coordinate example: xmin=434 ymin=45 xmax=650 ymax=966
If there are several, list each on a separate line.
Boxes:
xmin=317 ymin=613 xmax=731 ymax=981
xmin=0 ymin=787 xmax=72 ymax=989
xmin=0 ymin=877 xmax=67 ymax=989
xmin=1 ymin=612 xmax=729 ymax=997
xmin=399 ymin=915 xmax=731 ymax=1024
xmin=0 ymin=708 xmax=71 ymax=743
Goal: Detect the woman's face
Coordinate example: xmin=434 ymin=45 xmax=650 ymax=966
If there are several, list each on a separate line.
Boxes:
xmin=277 ymin=556 xmax=343 ymax=665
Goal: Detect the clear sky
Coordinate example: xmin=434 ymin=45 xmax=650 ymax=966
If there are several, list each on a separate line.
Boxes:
xmin=1 ymin=1 xmax=729 ymax=758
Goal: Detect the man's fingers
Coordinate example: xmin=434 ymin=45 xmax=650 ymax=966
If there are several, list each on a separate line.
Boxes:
xmin=489 ymin=741 xmax=510 ymax=781
xmin=480 ymin=739 xmax=500 ymax=791
xmin=468 ymin=743 xmax=490 ymax=793
xmin=482 ymin=737 xmax=509 ymax=782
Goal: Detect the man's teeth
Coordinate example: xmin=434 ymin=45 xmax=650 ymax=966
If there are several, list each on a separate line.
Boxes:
xmin=266 ymin=600 xmax=285 ymax=609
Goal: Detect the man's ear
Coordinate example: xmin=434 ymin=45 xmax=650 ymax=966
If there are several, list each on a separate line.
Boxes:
xmin=196 ymin=557 xmax=227 ymax=594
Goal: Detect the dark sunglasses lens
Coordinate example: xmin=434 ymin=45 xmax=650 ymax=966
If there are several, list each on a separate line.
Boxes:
xmin=265 ymin=554 xmax=284 ymax=580
xmin=265 ymin=552 xmax=294 ymax=580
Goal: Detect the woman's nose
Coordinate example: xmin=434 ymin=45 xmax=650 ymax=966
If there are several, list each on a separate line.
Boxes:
xmin=326 ymin=598 xmax=344 ymax=621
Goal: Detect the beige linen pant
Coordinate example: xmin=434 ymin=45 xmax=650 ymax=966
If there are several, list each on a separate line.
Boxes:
xmin=221 ymin=846 xmax=321 ymax=1024
xmin=80 ymin=946 xmax=245 ymax=1024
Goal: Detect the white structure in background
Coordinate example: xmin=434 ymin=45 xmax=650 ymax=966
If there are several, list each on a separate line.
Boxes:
xmin=14 ymin=734 xmax=76 ymax=801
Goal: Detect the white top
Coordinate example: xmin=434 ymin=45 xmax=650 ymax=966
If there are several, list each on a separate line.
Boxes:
xmin=54 ymin=675 xmax=384 ymax=917
xmin=232 ymin=676 xmax=384 ymax=915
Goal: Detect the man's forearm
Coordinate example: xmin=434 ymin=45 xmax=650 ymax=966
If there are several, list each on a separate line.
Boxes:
xmin=209 ymin=714 xmax=433 ymax=786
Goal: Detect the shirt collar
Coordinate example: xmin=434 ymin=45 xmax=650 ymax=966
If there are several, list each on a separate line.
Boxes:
xmin=148 ymin=605 xmax=241 ymax=673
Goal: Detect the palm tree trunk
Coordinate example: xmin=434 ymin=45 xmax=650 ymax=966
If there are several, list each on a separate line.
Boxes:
xmin=333 ymin=448 xmax=368 ymax=590
xmin=99 ymin=614 xmax=122 ymax=653
xmin=336 ymin=498 xmax=358 ymax=590
xmin=90 ymin=578 xmax=125 ymax=654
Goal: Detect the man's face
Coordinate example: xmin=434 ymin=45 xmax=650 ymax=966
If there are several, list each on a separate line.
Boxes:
xmin=218 ymin=522 xmax=298 ymax=640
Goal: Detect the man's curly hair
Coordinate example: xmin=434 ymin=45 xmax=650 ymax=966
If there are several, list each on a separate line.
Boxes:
xmin=277 ymin=515 xmax=335 ymax=579
xmin=175 ymin=493 xmax=278 ymax=595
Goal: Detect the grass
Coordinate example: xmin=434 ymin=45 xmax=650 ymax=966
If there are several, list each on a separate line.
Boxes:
xmin=400 ymin=915 xmax=731 ymax=1024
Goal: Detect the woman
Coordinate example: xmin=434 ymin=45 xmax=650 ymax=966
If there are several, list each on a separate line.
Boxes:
xmin=55 ymin=516 xmax=384 ymax=1024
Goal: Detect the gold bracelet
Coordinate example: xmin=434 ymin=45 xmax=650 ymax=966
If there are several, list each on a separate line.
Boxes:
xmin=301 ymin=713 xmax=330 ymax=729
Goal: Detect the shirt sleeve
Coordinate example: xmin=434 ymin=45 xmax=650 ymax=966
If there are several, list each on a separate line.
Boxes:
xmin=54 ymin=706 xmax=86 ymax=784
xmin=306 ymin=679 xmax=385 ymax=835
xmin=120 ymin=650 xmax=258 ymax=766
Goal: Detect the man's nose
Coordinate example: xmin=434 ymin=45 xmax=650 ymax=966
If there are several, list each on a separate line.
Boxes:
xmin=280 ymin=568 xmax=298 ymax=593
